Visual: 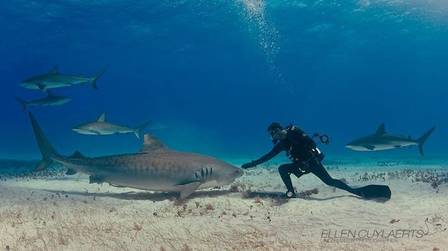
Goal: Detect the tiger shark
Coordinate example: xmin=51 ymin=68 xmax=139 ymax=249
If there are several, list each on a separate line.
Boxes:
xmin=28 ymin=113 xmax=243 ymax=199
xmin=346 ymin=123 xmax=435 ymax=156
xmin=16 ymin=91 xmax=71 ymax=110
xmin=21 ymin=66 xmax=105 ymax=90
xmin=72 ymin=113 xmax=149 ymax=139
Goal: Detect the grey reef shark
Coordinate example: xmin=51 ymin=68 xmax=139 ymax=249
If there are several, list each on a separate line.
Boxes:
xmin=72 ymin=113 xmax=150 ymax=139
xmin=346 ymin=123 xmax=435 ymax=156
xmin=16 ymin=91 xmax=71 ymax=110
xmin=21 ymin=66 xmax=105 ymax=91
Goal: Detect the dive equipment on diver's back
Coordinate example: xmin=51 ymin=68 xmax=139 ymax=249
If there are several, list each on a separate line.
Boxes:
xmin=312 ymin=133 xmax=330 ymax=145
xmin=287 ymin=125 xmax=316 ymax=146
xmin=311 ymin=147 xmax=325 ymax=161
xmin=283 ymin=125 xmax=319 ymax=162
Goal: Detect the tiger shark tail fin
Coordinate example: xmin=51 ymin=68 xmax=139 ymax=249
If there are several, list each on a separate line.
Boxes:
xmin=28 ymin=112 xmax=59 ymax=171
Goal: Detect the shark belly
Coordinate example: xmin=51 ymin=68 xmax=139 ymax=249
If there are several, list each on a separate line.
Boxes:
xmin=44 ymin=82 xmax=70 ymax=89
xmin=379 ymin=141 xmax=417 ymax=150
xmin=97 ymin=130 xmax=133 ymax=136
xmin=104 ymin=173 xmax=181 ymax=191
xmin=368 ymin=142 xmax=416 ymax=151
xmin=86 ymin=160 xmax=194 ymax=192
xmin=96 ymin=126 xmax=134 ymax=135
xmin=372 ymin=144 xmax=396 ymax=151
xmin=113 ymin=129 xmax=134 ymax=135
xmin=99 ymin=164 xmax=218 ymax=192
xmin=21 ymin=84 xmax=40 ymax=90
xmin=38 ymin=77 xmax=86 ymax=89
xmin=95 ymin=130 xmax=116 ymax=135
xmin=398 ymin=142 xmax=417 ymax=147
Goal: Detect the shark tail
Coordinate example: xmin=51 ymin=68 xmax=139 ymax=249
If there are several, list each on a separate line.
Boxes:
xmin=91 ymin=68 xmax=107 ymax=90
xmin=134 ymin=121 xmax=151 ymax=139
xmin=28 ymin=112 xmax=59 ymax=171
xmin=417 ymin=127 xmax=436 ymax=156
xmin=16 ymin=97 xmax=28 ymax=111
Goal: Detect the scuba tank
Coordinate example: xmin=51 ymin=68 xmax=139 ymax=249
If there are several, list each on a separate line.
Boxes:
xmin=285 ymin=125 xmax=329 ymax=162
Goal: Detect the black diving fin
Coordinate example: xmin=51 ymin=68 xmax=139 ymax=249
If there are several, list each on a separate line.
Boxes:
xmin=353 ymin=185 xmax=391 ymax=200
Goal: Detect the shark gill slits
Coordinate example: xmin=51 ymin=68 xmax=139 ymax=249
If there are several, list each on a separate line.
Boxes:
xmin=201 ymin=168 xmax=205 ymax=178
xmin=195 ymin=172 xmax=199 ymax=179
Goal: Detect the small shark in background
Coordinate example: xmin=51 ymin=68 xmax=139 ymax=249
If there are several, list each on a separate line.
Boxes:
xmin=346 ymin=123 xmax=436 ymax=156
xmin=72 ymin=113 xmax=149 ymax=139
xmin=21 ymin=66 xmax=105 ymax=91
xmin=28 ymin=113 xmax=243 ymax=199
xmin=16 ymin=91 xmax=71 ymax=110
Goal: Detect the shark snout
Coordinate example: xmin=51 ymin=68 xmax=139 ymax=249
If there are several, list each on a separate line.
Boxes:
xmin=220 ymin=165 xmax=244 ymax=184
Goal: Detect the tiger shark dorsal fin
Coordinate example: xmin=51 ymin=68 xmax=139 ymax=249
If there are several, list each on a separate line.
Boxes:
xmin=97 ymin=113 xmax=106 ymax=122
xmin=140 ymin=134 xmax=165 ymax=152
xmin=49 ymin=65 xmax=59 ymax=74
xmin=375 ymin=123 xmax=386 ymax=135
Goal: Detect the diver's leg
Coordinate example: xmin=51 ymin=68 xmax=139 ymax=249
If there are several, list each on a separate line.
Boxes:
xmin=278 ymin=163 xmax=299 ymax=196
xmin=291 ymin=162 xmax=310 ymax=179
xmin=307 ymin=158 xmax=357 ymax=195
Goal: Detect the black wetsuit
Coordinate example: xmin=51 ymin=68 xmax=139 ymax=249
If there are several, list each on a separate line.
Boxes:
xmin=251 ymin=126 xmax=358 ymax=195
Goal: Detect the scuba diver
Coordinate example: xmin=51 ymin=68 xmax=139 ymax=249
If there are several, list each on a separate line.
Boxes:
xmin=242 ymin=122 xmax=391 ymax=200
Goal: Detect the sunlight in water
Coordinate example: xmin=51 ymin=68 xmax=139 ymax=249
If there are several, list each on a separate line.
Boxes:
xmin=239 ymin=0 xmax=287 ymax=88
xmin=240 ymin=0 xmax=279 ymax=62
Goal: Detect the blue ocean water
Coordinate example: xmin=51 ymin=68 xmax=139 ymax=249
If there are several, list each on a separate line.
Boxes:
xmin=1 ymin=0 xmax=447 ymax=162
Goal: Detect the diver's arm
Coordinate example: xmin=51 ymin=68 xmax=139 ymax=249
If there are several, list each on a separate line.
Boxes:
xmin=242 ymin=143 xmax=283 ymax=169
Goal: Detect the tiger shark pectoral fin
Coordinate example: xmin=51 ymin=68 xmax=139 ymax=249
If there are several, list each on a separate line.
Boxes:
xmin=176 ymin=181 xmax=201 ymax=199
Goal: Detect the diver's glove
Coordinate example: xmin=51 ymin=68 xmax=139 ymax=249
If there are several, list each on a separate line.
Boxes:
xmin=242 ymin=161 xmax=257 ymax=169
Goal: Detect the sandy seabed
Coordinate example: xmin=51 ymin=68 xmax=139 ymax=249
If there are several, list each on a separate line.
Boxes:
xmin=0 ymin=164 xmax=447 ymax=251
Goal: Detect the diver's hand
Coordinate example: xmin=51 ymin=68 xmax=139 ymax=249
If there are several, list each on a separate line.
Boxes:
xmin=242 ymin=161 xmax=256 ymax=169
